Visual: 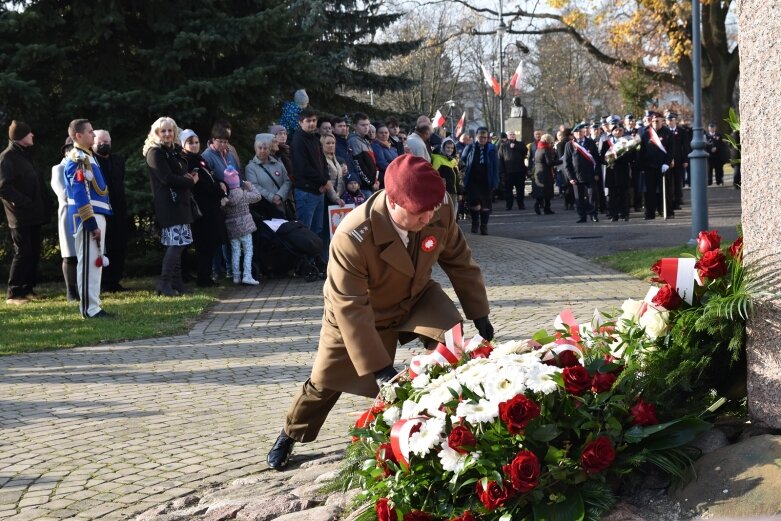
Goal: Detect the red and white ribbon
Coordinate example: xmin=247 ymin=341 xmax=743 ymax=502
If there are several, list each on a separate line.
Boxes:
xmin=572 ymin=141 xmax=596 ymax=166
xmin=553 ymin=309 xmax=582 ymax=346
xmin=656 ymin=258 xmax=697 ymax=304
xmin=649 ymin=126 xmax=667 ymax=154
xmin=408 ymin=324 xmax=464 ymax=378
xmin=390 ymin=417 xmax=426 ymax=468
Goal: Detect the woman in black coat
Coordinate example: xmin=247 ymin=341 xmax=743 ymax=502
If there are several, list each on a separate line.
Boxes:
xmin=181 ymin=129 xmax=229 ymax=287
xmin=144 ymin=117 xmax=198 ymax=296
xmin=532 ymin=134 xmax=561 ymax=215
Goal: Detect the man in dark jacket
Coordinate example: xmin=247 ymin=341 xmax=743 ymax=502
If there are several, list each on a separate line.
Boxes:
xmin=292 ymin=107 xmax=331 ymax=240
xmin=498 ymin=131 xmax=528 ymax=210
xmin=347 ymin=112 xmax=379 ymax=196
xmin=705 ymin=123 xmax=728 ymax=186
xmin=665 ymin=113 xmax=690 ymax=210
xmin=93 ymin=130 xmax=129 ymax=292
xmin=0 ymin=121 xmax=50 ymax=304
xmin=600 ymin=119 xmax=634 ymax=222
xmin=637 ymin=112 xmax=674 ymax=220
xmin=564 ymin=123 xmax=601 ymax=223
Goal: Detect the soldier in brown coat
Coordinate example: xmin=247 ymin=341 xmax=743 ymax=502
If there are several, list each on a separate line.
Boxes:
xmin=266 ymin=154 xmax=493 ymax=470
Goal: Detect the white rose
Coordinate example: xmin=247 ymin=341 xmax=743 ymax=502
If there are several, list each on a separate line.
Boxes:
xmin=639 ymin=308 xmax=670 ymax=339
xmin=618 ymin=299 xmax=643 ymax=331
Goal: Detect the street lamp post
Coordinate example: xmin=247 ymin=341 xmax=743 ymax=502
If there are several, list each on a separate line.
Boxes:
xmin=445 ymin=100 xmax=456 ymax=137
xmin=688 ymin=0 xmax=708 ymax=245
xmin=497 ymin=19 xmax=506 ymax=134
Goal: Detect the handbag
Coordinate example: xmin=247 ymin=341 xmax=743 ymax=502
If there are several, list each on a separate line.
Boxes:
xmin=257 ymin=162 xmax=296 ymax=220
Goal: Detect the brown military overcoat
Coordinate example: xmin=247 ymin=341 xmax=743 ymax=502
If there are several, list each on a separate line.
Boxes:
xmin=310 ymin=190 xmax=490 ymax=397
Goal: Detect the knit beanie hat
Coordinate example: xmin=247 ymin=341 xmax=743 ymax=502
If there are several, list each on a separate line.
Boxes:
xmin=9 ymin=120 xmax=32 ymax=141
xmin=384 ymin=155 xmax=446 ymax=213
xmin=223 ymin=168 xmax=240 ymax=189
xmin=179 ymin=129 xmax=197 ymax=147
xmin=269 ymin=124 xmax=286 ymax=135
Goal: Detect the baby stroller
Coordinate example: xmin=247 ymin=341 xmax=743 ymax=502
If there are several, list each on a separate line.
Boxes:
xmin=251 ymin=210 xmax=323 ymax=282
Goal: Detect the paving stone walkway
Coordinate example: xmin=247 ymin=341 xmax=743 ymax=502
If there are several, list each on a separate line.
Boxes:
xmin=0 ymin=235 xmax=649 ymax=521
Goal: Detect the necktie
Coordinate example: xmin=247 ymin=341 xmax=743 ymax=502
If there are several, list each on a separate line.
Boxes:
xmin=479 ymin=146 xmax=485 ymax=165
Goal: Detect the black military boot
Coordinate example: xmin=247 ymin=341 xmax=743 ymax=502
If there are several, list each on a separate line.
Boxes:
xmin=267 ymin=430 xmax=296 ymax=470
xmin=469 ymin=210 xmax=480 ymax=234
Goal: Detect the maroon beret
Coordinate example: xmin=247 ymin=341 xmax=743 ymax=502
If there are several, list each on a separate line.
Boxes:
xmin=384 ymin=154 xmax=446 ymax=213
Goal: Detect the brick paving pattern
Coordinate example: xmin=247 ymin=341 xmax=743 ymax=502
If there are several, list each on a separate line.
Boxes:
xmin=0 ymin=236 xmax=649 ymax=520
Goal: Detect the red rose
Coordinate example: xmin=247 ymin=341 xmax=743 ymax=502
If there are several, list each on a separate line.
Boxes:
xmin=580 ymin=436 xmax=616 ymax=474
xmin=557 ymin=350 xmax=581 ymax=367
xmin=470 ymin=344 xmax=493 ymax=359
xmin=729 ymin=237 xmax=743 ymax=262
xmin=355 ymin=404 xmax=384 ymax=429
xmin=376 ymin=498 xmax=393 ymax=521
xmin=651 ymin=284 xmax=683 ymax=310
xmin=630 ymin=399 xmax=659 ymax=426
xmin=650 ymin=259 xmax=665 ymax=283
xmin=476 ymin=480 xmax=513 ymax=510
xmin=376 ymin=442 xmax=398 ymax=476
xmin=591 ymin=371 xmax=617 ymax=393
xmin=502 ymin=449 xmax=541 ymax=493
xmin=448 ymin=425 xmax=477 ymax=454
xmin=450 ymin=512 xmax=476 ymax=521
xmin=562 ymin=365 xmax=591 ymax=395
xmin=697 ymin=229 xmax=721 ymax=254
xmin=498 ymin=394 xmax=541 ymax=434
xmin=404 ymin=511 xmax=433 ymax=521
xmin=695 ymin=249 xmax=728 ymax=280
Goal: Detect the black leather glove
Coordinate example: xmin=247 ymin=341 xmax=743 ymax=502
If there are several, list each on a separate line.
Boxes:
xmin=473 ymin=316 xmax=494 ymax=340
xmin=374 ymin=365 xmax=398 ymax=388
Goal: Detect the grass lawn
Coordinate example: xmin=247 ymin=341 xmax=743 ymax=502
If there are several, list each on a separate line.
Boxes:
xmin=0 ymin=277 xmax=221 ymax=355
xmin=594 ymin=245 xmax=697 ymax=280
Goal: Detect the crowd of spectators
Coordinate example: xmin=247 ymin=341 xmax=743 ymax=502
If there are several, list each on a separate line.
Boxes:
xmin=0 ymin=94 xmax=734 ymax=317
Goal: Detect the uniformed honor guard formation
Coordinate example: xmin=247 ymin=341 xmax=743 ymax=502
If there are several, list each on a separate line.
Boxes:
xmin=266 ymin=154 xmax=494 ymax=470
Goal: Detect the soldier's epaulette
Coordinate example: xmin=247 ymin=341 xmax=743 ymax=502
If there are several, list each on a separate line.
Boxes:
xmin=348 ymin=220 xmax=371 ymax=244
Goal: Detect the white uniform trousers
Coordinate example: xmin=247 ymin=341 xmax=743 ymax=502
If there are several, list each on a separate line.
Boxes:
xmin=75 ymin=214 xmax=107 ymax=318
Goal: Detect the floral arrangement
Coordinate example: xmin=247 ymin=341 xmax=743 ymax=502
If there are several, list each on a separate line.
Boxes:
xmin=603 ymin=135 xmax=640 ymax=168
xmin=329 ymin=229 xmax=772 ymax=521
xmin=344 ymin=317 xmax=710 ymax=521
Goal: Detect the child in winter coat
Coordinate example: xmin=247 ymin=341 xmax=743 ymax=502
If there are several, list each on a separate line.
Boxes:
xmin=341 ymin=174 xmax=366 ymax=206
xmin=223 ymin=168 xmax=263 ymax=285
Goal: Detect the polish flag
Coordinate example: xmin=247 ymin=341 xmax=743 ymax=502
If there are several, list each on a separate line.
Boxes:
xmin=432 ymin=109 xmax=446 ymax=129
xmin=649 ymin=126 xmax=667 ymax=153
xmin=455 ymin=111 xmax=466 ymax=138
xmin=481 ymin=64 xmax=501 ymax=96
xmin=509 ymin=60 xmax=524 ymax=92
xmin=654 ymin=258 xmax=697 ymax=304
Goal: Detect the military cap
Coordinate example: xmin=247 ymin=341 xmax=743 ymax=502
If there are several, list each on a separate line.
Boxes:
xmin=384 ymin=155 xmax=446 ymax=213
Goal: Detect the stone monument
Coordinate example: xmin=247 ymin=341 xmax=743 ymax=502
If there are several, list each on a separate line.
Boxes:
xmin=738 ymin=0 xmax=781 ymax=428
xmin=505 ymin=96 xmax=534 ymax=144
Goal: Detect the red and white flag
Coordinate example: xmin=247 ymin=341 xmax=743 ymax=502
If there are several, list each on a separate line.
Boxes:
xmin=654 ymin=258 xmax=697 ymax=304
xmin=408 ymin=323 xmax=464 ymax=378
xmin=509 ymin=60 xmax=524 ymax=92
xmin=480 ymin=64 xmax=501 ymax=96
xmin=572 ymin=141 xmax=596 ymax=166
xmin=649 ymin=126 xmax=667 ymax=154
xmin=432 ymin=109 xmax=446 ymax=129
xmin=455 ymin=111 xmax=465 ymax=138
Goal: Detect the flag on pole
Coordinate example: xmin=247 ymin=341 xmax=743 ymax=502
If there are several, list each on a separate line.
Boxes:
xmin=455 ymin=111 xmax=466 ymax=138
xmin=432 ymin=109 xmax=446 ymax=129
xmin=509 ymin=60 xmax=524 ymax=92
xmin=480 ymin=64 xmax=501 ymax=96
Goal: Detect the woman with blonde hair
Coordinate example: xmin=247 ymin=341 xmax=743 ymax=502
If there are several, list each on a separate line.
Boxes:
xmin=144 ymin=117 xmax=199 ymax=296
xmin=532 ymin=133 xmax=561 ymax=215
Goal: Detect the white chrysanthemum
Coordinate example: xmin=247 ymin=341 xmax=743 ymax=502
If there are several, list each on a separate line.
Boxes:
xmin=411 ymin=373 xmax=431 ymax=389
xmin=438 ymin=441 xmax=468 ymax=474
xmin=491 ymin=339 xmax=531 ymax=357
xmin=408 ymin=417 xmax=445 ymax=457
xmin=401 ymin=399 xmax=422 ymax=420
xmin=525 ymin=364 xmax=561 ymax=394
xmin=481 ymin=366 xmax=527 ymax=402
xmin=455 ymin=399 xmax=499 ymax=424
xmin=383 ymin=406 xmax=400 ymax=426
